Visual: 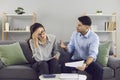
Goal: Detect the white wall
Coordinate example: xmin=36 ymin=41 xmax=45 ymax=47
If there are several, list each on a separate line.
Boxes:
xmin=0 ymin=0 xmax=120 ymax=55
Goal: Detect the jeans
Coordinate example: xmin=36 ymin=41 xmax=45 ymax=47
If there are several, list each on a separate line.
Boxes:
xmin=32 ymin=58 xmax=60 ymax=75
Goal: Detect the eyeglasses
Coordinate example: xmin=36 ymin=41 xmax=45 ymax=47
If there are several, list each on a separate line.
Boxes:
xmin=38 ymin=30 xmax=45 ymax=36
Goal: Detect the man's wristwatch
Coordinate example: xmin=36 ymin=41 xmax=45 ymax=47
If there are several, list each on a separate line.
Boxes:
xmin=85 ymin=62 xmax=89 ymax=67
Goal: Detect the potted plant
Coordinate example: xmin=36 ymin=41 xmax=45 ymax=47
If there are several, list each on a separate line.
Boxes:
xmin=96 ymin=10 xmax=103 ymax=15
xmin=15 ymin=7 xmax=25 ymax=15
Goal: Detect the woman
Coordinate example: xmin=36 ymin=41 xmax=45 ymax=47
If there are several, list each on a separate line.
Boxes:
xmin=27 ymin=23 xmax=60 ymax=75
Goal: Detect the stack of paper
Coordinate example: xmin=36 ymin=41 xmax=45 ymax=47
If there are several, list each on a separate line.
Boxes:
xmin=79 ymin=75 xmax=87 ymax=80
xmin=60 ymin=73 xmax=78 ymax=80
xmin=60 ymin=73 xmax=87 ymax=80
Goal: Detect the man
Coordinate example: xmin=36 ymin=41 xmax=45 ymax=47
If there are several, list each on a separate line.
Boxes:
xmin=60 ymin=16 xmax=103 ymax=80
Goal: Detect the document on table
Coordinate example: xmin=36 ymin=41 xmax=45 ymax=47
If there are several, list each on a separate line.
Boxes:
xmin=65 ymin=60 xmax=84 ymax=67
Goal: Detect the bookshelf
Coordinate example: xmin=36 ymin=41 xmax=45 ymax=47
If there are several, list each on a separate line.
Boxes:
xmin=84 ymin=13 xmax=118 ymax=56
xmin=2 ymin=12 xmax=36 ymax=40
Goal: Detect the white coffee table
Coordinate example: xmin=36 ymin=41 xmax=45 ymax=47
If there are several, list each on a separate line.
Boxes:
xmin=39 ymin=73 xmax=87 ymax=80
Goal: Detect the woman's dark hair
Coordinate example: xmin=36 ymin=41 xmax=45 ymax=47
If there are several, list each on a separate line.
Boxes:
xmin=27 ymin=23 xmax=45 ymax=50
xmin=29 ymin=23 xmax=45 ymax=39
xmin=78 ymin=16 xmax=92 ymax=26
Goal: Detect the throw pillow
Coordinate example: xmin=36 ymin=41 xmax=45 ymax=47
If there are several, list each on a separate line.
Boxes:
xmin=0 ymin=42 xmax=28 ymax=66
xmin=100 ymin=41 xmax=114 ymax=55
xmin=97 ymin=41 xmax=111 ymax=66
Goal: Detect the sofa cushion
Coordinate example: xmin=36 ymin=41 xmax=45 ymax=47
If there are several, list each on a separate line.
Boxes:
xmin=0 ymin=60 xmax=4 ymax=69
xmin=58 ymin=42 xmax=71 ymax=64
xmin=0 ymin=42 xmax=28 ymax=66
xmin=19 ymin=41 xmax=36 ymax=64
xmin=103 ymin=67 xmax=114 ymax=79
xmin=97 ymin=42 xmax=111 ymax=66
xmin=0 ymin=65 xmax=37 ymax=79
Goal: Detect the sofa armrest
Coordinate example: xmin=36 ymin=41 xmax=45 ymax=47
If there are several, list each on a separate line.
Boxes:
xmin=108 ymin=56 xmax=120 ymax=69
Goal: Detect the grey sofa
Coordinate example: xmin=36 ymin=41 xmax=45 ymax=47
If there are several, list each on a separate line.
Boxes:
xmin=58 ymin=42 xmax=120 ymax=80
xmin=0 ymin=41 xmax=120 ymax=80
xmin=0 ymin=41 xmax=38 ymax=80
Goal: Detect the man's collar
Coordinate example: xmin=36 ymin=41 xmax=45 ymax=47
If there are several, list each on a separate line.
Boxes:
xmin=79 ymin=29 xmax=91 ymax=38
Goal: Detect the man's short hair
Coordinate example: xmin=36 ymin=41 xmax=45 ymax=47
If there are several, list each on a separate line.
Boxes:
xmin=78 ymin=16 xmax=92 ymax=26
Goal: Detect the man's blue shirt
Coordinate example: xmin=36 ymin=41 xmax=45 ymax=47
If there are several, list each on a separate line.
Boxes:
xmin=67 ymin=29 xmax=99 ymax=61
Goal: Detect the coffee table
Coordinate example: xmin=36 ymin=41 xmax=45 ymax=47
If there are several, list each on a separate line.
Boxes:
xmin=39 ymin=74 xmax=87 ymax=80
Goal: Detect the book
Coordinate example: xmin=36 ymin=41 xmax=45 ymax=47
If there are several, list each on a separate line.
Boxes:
xmin=65 ymin=60 xmax=84 ymax=68
xmin=105 ymin=22 xmax=116 ymax=31
xmin=42 ymin=74 xmax=56 ymax=78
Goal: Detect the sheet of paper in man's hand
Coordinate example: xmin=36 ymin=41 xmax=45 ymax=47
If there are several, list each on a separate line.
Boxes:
xmin=65 ymin=60 xmax=84 ymax=67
